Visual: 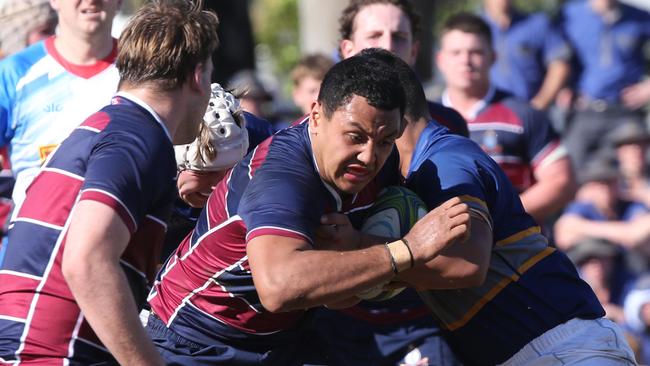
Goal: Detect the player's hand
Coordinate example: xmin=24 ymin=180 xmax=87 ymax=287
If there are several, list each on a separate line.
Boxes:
xmin=621 ymin=80 xmax=650 ymax=110
xmin=403 ymin=197 xmax=470 ymax=265
xmin=314 ymin=213 xmax=361 ymax=251
xmin=177 ymin=169 xmax=226 ymax=208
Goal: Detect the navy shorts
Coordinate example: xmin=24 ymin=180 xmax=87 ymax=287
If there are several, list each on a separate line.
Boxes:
xmin=146 ymin=314 xmax=309 ymax=366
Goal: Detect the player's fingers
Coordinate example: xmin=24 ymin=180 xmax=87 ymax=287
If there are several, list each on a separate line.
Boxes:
xmin=438 ymin=196 xmax=462 ymax=210
xmin=446 ymin=202 xmax=469 ymax=218
xmin=449 ymin=223 xmax=469 ymax=242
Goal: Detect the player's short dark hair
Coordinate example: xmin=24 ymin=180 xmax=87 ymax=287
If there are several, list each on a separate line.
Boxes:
xmin=339 ymin=0 xmax=420 ymax=41
xmin=318 ymin=54 xmax=405 ymax=120
xmin=358 ymin=48 xmax=429 ymax=121
xmin=441 ymin=12 xmax=492 ymax=45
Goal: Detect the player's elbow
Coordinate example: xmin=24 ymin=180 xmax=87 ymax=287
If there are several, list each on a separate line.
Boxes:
xmin=254 ymin=276 xmax=298 ymax=313
xmin=61 ymin=255 xmax=91 ymax=291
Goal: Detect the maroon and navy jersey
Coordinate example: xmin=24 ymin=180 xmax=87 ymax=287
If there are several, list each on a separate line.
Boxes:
xmin=148 ymin=118 xmax=396 ymax=347
xmin=443 ymin=87 xmax=564 ymax=192
xmin=0 ymin=94 xmax=176 ymax=364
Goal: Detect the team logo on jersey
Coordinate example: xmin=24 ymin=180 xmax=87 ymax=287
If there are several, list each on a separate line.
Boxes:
xmin=39 ymin=144 xmax=58 ymax=163
xmin=479 ymin=130 xmax=502 ymax=154
xmin=44 ymin=103 xmax=62 ymax=113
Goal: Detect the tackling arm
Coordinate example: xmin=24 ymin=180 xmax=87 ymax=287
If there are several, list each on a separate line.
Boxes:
xmin=247 ymin=196 xmax=470 ymax=312
xmin=62 ymin=200 xmax=164 ymax=366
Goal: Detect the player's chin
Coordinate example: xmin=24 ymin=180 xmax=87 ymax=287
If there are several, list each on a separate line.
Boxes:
xmin=336 ymin=177 xmax=373 ymax=194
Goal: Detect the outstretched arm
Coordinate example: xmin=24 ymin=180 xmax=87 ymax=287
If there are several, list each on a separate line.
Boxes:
xmin=246 ymin=197 xmax=470 ymax=312
xmin=62 ymin=201 xmax=164 ymax=366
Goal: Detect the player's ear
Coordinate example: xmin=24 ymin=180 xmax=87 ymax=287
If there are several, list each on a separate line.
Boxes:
xmin=310 ymin=101 xmax=324 ymax=130
xmin=340 ymin=39 xmax=355 ymax=60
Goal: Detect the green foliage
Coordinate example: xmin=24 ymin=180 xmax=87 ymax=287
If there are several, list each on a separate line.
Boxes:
xmin=251 ymin=0 xmax=300 ymax=81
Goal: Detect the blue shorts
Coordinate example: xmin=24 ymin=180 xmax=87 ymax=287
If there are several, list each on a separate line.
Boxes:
xmin=146 ymin=314 xmax=310 ymax=366
xmin=304 ymin=307 xmax=461 ymax=366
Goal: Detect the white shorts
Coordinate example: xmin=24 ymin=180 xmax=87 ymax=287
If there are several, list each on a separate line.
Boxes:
xmin=500 ymin=318 xmax=637 ymax=366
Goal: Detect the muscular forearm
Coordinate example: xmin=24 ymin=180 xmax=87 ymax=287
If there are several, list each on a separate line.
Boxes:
xmin=65 ymin=259 xmax=164 ymax=366
xmin=581 ymin=216 xmax=650 ymax=248
xmin=251 ymin=241 xmax=399 ymax=312
xmin=396 ymin=217 xmax=491 ymax=290
xmin=522 ymin=160 xmax=575 ymax=223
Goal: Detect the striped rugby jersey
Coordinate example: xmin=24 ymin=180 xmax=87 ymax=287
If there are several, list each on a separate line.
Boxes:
xmin=443 ymin=86 xmax=565 ymax=192
xmin=148 ymin=118 xmax=396 ymax=348
xmin=0 ymin=94 xmax=176 ymax=364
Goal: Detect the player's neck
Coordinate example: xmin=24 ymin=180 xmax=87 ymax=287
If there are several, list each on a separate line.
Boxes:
xmin=396 ymin=117 xmax=428 ymax=179
xmin=53 ymin=30 xmax=114 ymax=65
xmin=120 ymin=86 xmax=186 ymax=138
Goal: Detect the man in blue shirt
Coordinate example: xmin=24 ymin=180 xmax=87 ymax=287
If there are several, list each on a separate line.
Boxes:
xmin=560 ymin=0 xmax=650 ymax=170
xmin=482 ymin=0 xmax=571 ymax=110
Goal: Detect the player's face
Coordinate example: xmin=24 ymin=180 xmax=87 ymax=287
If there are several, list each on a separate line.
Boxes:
xmin=437 ymin=30 xmax=494 ymax=93
xmin=311 ymin=95 xmax=401 ymax=194
xmin=175 ymin=58 xmax=214 ymax=145
xmin=292 ymin=76 xmax=322 ymax=115
xmin=177 ymin=169 xmax=228 ymax=208
xmin=340 ymin=3 xmax=417 ymax=66
xmin=50 ymin=0 xmax=120 ymax=37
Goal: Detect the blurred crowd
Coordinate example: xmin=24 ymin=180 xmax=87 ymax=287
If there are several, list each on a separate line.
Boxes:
xmin=1 ymin=0 xmax=650 ymax=364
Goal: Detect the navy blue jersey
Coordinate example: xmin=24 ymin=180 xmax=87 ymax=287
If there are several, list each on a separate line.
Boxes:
xmin=0 ymin=94 xmax=176 ymax=364
xmin=148 ymin=118 xmax=396 ymax=348
xmin=409 ymin=121 xmax=603 ymax=365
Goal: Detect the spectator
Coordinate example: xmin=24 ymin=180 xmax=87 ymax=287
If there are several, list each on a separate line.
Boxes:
xmin=560 ymin=0 xmax=650 ymax=171
xmin=610 ymin=122 xmax=650 ymax=206
xmin=566 ymin=237 xmax=637 ymax=324
xmin=227 ymin=69 xmax=274 ymax=122
xmin=0 ymin=0 xmax=57 ymax=59
xmin=290 ymin=53 xmax=334 ymax=116
xmin=0 ymin=0 xmax=120 ymax=215
xmin=624 ymin=274 xmax=650 ymax=364
xmin=0 ymin=0 xmax=219 ymax=364
xmin=554 ymin=156 xmax=650 ymax=258
xmin=339 ymin=0 xmax=469 ymax=137
xmin=482 ymin=0 xmax=571 ymax=110
xmin=436 ymin=12 xmax=575 ymax=224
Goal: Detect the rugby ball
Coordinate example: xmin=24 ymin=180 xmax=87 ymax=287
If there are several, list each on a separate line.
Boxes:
xmin=356 ymin=186 xmax=428 ymax=301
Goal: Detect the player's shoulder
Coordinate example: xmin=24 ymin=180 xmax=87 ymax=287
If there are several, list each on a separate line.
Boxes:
xmin=0 ymin=41 xmax=47 ymax=84
xmin=427 ymin=100 xmax=469 ymax=137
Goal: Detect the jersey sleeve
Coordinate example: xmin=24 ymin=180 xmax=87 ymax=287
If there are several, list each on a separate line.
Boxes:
xmin=78 ymin=131 xmax=172 ymax=233
xmin=0 ymin=57 xmax=21 ymax=147
xmin=542 ymin=14 xmax=572 ymax=65
xmin=238 ymin=156 xmax=326 ymax=244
